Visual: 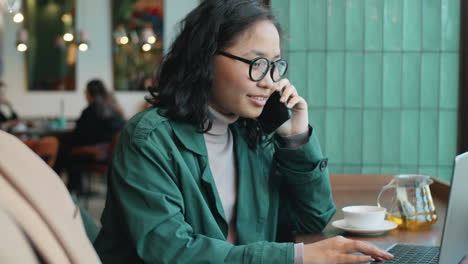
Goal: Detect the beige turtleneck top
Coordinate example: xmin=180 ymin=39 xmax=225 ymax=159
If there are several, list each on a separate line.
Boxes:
xmin=203 ymin=106 xmax=307 ymax=264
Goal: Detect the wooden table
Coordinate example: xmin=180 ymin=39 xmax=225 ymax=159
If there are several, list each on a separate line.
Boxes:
xmin=11 ymin=128 xmax=72 ymax=140
xmin=296 ymin=174 xmax=449 ymax=246
xmin=4 ymin=118 xmax=74 ymax=140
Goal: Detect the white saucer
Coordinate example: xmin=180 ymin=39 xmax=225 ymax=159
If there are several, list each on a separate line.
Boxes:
xmin=332 ymin=219 xmax=398 ymax=235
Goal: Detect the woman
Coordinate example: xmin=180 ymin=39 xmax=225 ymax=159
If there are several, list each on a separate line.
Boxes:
xmin=94 ymin=1 xmax=393 ymax=263
xmin=73 ymin=79 xmax=125 ymax=146
xmin=55 ymin=79 xmax=125 ymax=192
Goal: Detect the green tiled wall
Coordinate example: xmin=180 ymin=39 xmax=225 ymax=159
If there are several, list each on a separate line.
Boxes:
xmin=272 ymin=0 xmax=459 ymax=182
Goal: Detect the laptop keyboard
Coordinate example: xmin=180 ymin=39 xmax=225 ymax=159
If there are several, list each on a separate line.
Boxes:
xmin=371 ymin=244 xmax=440 ymax=264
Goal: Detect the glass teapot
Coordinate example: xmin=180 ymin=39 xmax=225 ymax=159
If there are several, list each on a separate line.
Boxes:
xmin=377 ymin=174 xmax=437 ymax=230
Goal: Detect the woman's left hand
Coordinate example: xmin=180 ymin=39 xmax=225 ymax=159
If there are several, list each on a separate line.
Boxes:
xmin=274 ymin=78 xmax=309 ymax=137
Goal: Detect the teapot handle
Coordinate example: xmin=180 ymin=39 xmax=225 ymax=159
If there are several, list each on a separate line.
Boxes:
xmin=377 ymin=180 xmax=396 ymax=208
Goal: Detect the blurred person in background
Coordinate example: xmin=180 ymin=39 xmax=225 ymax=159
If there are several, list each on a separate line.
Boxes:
xmin=73 ymin=79 xmax=125 ymax=146
xmin=55 ymin=79 xmax=125 ymax=193
xmin=0 ymin=81 xmax=18 ymax=126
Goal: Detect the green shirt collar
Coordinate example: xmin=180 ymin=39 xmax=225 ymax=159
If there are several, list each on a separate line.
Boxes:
xmin=170 ymin=120 xmax=208 ymax=156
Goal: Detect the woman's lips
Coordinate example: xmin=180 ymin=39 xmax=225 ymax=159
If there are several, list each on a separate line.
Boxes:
xmin=247 ymin=95 xmax=268 ymax=107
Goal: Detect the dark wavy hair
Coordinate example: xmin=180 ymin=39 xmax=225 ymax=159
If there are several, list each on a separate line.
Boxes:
xmin=146 ymin=0 xmax=282 ymax=149
xmin=86 ymin=79 xmax=123 ymax=119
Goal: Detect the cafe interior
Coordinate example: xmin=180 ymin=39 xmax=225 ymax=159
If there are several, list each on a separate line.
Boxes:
xmin=1 ymin=0 xmax=468 ymax=263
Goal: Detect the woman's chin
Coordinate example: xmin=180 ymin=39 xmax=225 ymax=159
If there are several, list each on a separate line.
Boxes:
xmin=239 ymin=109 xmax=263 ymax=119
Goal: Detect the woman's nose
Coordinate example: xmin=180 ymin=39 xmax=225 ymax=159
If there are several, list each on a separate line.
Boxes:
xmin=256 ymin=71 xmax=275 ymax=89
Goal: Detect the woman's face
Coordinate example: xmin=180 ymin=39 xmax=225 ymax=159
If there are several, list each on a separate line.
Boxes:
xmin=210 ymin=19 xmax=281 ymax=118
xmin=85 ymin=90 xmax=93 ymax=103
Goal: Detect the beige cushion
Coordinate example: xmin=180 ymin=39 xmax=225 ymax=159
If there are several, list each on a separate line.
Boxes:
xmin=0 ymin=131 xmax=101 ymax=264
xmin=0 ymin=207 xmax=40 ymax=264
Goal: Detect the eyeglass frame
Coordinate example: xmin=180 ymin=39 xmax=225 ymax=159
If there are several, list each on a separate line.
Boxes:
xmin=216 ymin=51 xmax=288 ymax=82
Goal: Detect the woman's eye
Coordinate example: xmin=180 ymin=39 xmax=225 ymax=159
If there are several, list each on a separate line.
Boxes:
xmin=252 ymin=59 xmax=267 ymax=69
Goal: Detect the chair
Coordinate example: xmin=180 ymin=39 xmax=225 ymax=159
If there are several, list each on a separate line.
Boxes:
xmin=69 ymin=133 xmax=120 ymax=181
xmin=23 ymin=136 xmax=60 ymax=167
xmin=68 ymin=133 xmax=120 ymax=204
xmin=0 ymin=130 xmax=101 ymax=264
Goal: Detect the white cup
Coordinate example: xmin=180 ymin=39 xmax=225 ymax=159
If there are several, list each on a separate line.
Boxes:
xmin=342 ymin=205 xmax=386 ymax=229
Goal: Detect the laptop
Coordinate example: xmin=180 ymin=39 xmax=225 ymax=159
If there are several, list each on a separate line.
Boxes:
xmin=367 ymin=152 xmax=468 ymax=263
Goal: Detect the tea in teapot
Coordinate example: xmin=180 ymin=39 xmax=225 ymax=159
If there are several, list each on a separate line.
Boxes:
xmin=377 ymin=174 xmax=437 ymax=230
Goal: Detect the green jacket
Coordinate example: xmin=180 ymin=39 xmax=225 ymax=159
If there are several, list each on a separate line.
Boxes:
xmin=94 ymin=108 xmax=336 ymax=264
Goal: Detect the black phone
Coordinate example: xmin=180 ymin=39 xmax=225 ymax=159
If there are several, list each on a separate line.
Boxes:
xmin=257 ymin=91 xmax=292 ymax=134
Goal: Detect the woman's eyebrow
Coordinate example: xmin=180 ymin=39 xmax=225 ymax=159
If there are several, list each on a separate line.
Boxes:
xmin=244 ymin=50 xmax=281 ymax=59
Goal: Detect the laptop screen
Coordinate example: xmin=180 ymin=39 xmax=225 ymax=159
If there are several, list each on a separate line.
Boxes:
xmin=438 ymin=152 xmax=468 ymax=263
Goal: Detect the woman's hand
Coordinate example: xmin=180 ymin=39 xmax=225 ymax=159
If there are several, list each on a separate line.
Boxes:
xmin=303 ymin=236 xmax=394 ymax=264
xmin=274 ymin=78 xmax=309 ymax=136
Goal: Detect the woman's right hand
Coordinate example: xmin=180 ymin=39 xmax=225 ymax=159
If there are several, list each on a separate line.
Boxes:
xmin=303 ymin=236 xmax=394 ymax=264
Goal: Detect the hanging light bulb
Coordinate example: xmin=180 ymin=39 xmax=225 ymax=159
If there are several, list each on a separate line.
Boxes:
xmin=13 ymin=12 xmax=24 ymax=23
xmin=141 ymin=43 xmax=152 ymax=52
xmin=61 ymin=13 xmax=72 ymax=24
xmin=6 ymin=0 xmax=16 ymax=13
xmin=147 ymin=35 xmax=156 ymax=44
xmin=16 ymin=28 xmax=28 ymax=52
xmin=63 ymin=32 xmax=74 ymax=42
xmin=141 ymin=25 xmax=156 ymax=44
xmin=113 ymin=24 xmax=129 ymax=45
xmin=17 ymin=43 xmax=27 ymax=52
xmin=78 ymin=43 xmax=88 ymax=52
xmin=77 ymin=31 xmax=89 ymax=52
xmin=119 ymin=36 xmax=129 ymax=45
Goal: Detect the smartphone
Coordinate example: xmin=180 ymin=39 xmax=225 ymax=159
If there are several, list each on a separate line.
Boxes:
xmin=257 ymin=91 xmax=292 ymax=134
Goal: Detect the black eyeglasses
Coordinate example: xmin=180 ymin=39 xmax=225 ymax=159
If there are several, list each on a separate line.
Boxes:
xmin=217 ymin=51 xmax=288 ymax=82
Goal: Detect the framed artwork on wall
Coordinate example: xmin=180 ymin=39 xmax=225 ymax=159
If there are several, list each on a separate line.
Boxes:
xmin=112 ymin=0 xmax=163 ymax=91
xmin=22 ymin=0 xmax=77 ymax=91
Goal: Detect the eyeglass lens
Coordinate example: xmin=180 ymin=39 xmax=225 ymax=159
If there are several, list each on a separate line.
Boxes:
xmin=250 ymin=58 xmax=287 ymax=82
